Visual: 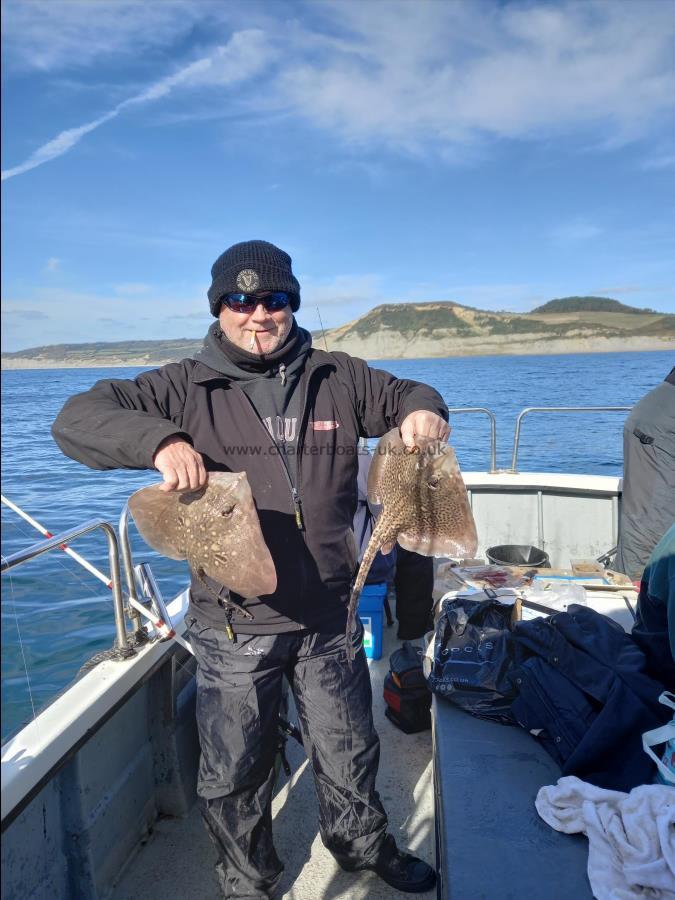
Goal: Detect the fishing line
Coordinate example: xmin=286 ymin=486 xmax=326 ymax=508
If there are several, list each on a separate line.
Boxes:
xmin=2 ymin=511 xmax=193 ymax=652
xmin=1 ymin=553 xmax=41 ymax=738
xmin=1 ymin=518 xmax=105 ymax=600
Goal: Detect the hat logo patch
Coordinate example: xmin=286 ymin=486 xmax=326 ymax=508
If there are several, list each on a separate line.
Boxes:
xmin=236 ymin=269 xmax=260 ymax=292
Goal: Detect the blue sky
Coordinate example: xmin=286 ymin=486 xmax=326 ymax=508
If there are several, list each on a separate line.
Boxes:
xmin=2 ymin=0 xmax=675 ymax=351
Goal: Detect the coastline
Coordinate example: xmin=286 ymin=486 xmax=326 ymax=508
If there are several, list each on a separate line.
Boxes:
xmin=2 ymin=335 xmax=670 ymax=369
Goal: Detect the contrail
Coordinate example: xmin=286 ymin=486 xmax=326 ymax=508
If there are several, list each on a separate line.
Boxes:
xmin=2 ymin=31 xmax=266 ymax=181
xmin=2 ymin=111 xmax=120 ymax=180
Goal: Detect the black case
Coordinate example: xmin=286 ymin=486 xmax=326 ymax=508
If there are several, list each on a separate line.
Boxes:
xmin=383 ymin=642 xmax=431 ymax=734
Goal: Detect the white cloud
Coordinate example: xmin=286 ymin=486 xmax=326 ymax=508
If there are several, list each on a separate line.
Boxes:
xmin=2 ymin=29 xmax=273 ymax=181
xmin=46 ymin=257 xmax=61 ymax=272
xmin=591 ymin=285 xmax=644 ymax=295
xmin=640 ymin=152 xmax=675 ymax=170
xmin=167 ymin=312 xmax=213 ymax=321
xmin=550 ymin=220 xmax=603 ymax=243
xmin=301 ymin=274 xmax=384 ymax=307
xmin=273 ymin=0 xmax=675 ymax=152
xmin=113 ymin=283 xmax=152 ymax=295
xmin=1 ymin=0 xmax=212 ymax=72
xmin=1 ymin=307 xmax=49 ymax=320
xmin=0 ymin=285 xmax=211 ymax=350
xmin=3 ymin=0 xmax=675 ymax=180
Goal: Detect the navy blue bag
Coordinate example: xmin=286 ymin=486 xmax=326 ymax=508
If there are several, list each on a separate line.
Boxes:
xmin=425 ymin=594 xmax=520 ymax=724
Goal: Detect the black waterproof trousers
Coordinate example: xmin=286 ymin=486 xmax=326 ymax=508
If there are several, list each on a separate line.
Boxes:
xmin=186 ymin=617 xmax=388 ymax=899
xmin=394 ymin=547 xmax=434 ymax=640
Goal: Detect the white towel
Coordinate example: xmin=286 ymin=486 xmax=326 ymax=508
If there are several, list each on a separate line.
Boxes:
xmin=536 ymin=776 xmax=675 ymax=899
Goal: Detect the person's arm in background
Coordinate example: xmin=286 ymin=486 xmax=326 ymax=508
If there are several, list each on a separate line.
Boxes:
xmin=615 ymin=375 xmax=675 ymax=579
xmin=632 ymin=522 xmax=675 ymax=686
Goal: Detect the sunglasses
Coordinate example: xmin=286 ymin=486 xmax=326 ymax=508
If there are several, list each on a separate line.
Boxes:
xmin=221 ymin=292 xmax=292 ymax=313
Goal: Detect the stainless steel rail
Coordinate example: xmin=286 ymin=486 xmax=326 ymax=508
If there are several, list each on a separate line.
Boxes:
xmin=446 ymin=407 xmax=498 ymax=473
xmin=1 ymin=519 xmax=134 ymax=657
xmin=118 ymin=503 xmax=143 ymax=633
xmin=510 ymin=407 xmax=631 ymax=473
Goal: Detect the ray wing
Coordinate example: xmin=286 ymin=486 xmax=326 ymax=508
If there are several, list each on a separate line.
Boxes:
xmin=129 ymin=472 xmax=277 ymax=597
xmin=397 ymin=443 xmax=477 ymax=558
xmin=128 ymin=484 xmax=188 ymax=560
xmin=367 ymin=429 xmax=405 ymax=504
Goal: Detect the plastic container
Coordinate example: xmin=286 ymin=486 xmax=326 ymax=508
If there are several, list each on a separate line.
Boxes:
xmin=358 ymin=582 xmax=387 ymax=659
xmin=485 ymin=544 xmax=550 ymax=568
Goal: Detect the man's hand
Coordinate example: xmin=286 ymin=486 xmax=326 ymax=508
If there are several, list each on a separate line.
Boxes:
xmin=153 ymin=436 xmax=207 ymax=492
xmin=400 ymin=411 xmax=450 ymax=451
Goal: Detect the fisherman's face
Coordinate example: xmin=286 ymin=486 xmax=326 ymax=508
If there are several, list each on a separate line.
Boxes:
xmin=219 ymin=297 xmax=293 ymax=355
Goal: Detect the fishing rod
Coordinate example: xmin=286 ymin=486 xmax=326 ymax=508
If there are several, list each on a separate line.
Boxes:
xmin=316 ymin=306 xmax=329 ymax=351
xmin=0 ymin=494 xmax=187 ymax=648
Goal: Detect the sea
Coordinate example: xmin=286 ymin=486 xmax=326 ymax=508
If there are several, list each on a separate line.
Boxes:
xmin=1 ymin=349 xmax=672 ymax=743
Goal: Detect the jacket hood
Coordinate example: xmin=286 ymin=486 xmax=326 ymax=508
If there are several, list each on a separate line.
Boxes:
xmin=193 ymin=320 xmax=313 ymax=382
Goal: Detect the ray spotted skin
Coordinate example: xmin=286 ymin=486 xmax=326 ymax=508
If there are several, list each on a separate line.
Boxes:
xmin=346 ymin=430 xmax=478 ymax=660
xmin=128 ymin=472 xmax=276 ymax=608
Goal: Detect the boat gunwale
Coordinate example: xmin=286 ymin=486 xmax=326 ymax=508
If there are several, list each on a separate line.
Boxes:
xmin=1 ymin=589 xmax=191 ymax=828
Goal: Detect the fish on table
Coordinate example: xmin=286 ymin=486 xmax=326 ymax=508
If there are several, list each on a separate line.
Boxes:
xmin=346 ymin=429 xmax=478 ymax=659
xmin=128 ymin=472 xmax=277 ymax=622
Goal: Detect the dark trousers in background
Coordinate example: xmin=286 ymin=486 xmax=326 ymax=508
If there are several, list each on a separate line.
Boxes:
xmin=394 ymin=547 xmax=434 ymax=640
xmin=186 ymin=617 xmax=388 ymax=899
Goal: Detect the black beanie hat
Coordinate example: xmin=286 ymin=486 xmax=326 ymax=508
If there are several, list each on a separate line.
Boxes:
xmin=208 ymin=240 xmax=301 ymax=316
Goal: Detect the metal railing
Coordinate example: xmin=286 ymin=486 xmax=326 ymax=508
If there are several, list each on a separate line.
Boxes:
xmin=1 ymin=519 xmax=135 ymax=657
xmin=447 ymin=408 xmax=498 ymax=472
xmin=118 ymin=504 xmax=143 ymax=633
xmin=509 ymin=406 xmax=631 ymax=472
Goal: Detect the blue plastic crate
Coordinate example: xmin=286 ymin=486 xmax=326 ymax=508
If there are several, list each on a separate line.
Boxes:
xmin=358 ymin=582 xmax=387 ymax=660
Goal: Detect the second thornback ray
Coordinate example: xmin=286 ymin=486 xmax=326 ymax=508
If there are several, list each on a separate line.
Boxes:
xmin=128 ymin=472 xmax=276 ymax=619
xmin=346 ymin=429 xmax=477 ymax=659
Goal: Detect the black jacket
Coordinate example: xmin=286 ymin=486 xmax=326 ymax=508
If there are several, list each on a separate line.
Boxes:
xmin=509 ymin=605 xmax=670 ymax=791
xmin=615 ymin=369 xmax=675 ymax=580
xmin=52 ymin=337 xmax=448 ymax=633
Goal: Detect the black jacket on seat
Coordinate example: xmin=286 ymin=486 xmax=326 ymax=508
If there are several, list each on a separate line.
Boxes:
xmin=509 ymin=604 xmax=670 ymax=791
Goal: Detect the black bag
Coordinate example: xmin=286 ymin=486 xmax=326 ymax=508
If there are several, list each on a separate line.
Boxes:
xmin=383 ymin=642 xmax=431 ymax=734
xmin=425 ymin=592 xmax=519 ymax=724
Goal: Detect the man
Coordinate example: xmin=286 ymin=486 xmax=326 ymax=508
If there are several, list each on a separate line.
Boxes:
xmin=52 ymin=240 xmax=448 ymax=898
xmin=615 ymin=368 xmax=675 ymax=581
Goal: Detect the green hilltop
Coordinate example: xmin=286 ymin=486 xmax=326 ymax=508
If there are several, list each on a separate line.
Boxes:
xmin=531 ymin=296 xmax=656 ymax=314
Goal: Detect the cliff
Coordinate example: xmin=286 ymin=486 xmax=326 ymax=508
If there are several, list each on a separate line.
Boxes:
xmin=2 ymin=297 xmax=672 ymax=368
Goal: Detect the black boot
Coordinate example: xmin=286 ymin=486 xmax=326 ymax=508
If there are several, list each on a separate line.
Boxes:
xmin=365 ymin=834 xmax=436 ymax=893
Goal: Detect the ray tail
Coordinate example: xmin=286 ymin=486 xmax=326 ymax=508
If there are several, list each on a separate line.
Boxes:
xmin=345 ymin=517 xmax=398 ymax=662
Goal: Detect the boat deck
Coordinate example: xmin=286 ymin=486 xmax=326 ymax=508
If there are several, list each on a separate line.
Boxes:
xmin=111 ymin=624 xmax=435 ymax=899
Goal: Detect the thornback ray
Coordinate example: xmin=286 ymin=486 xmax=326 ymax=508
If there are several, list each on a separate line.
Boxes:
xmin=346 ymin=429 xmax=477 ymax=660
xmin=128 ymin=472 xmax=277 ymax=607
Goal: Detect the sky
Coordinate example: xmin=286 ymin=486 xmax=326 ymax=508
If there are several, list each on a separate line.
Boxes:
xmin=2 ymin=0 xmax=675 ymax=352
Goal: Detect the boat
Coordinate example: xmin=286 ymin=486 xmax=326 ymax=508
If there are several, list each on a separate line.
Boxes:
xmin=1 ymin=405 xmax=640 ymax=899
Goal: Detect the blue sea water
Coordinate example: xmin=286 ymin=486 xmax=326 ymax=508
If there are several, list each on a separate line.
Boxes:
xmin=1 ymin=350 xmax=672 ymax=742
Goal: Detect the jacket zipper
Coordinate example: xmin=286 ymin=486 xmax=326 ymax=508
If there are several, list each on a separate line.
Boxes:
xmin=293 ymin=363 xmax=319 ymax=523
xmin=236 ymin=387 xmax=306 ymax=531
xmin=265 ymin=360 xmax=320 ymax=532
